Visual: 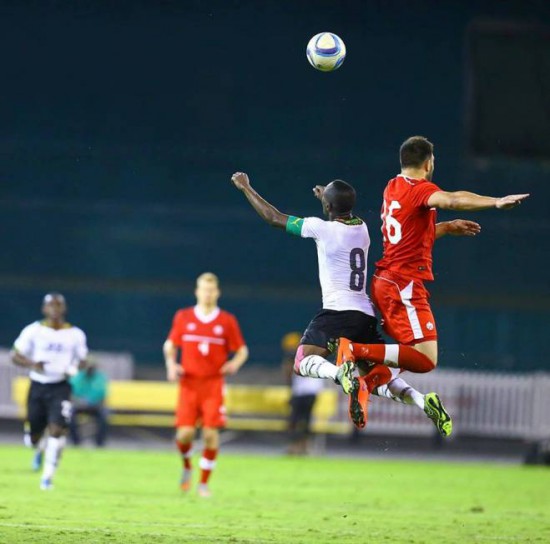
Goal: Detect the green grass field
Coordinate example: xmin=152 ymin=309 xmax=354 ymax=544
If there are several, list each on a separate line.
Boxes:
xmin=0 ymin=445 xmax=549 ymax=543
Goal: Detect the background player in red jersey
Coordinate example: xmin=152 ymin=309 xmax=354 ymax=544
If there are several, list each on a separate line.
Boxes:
xmin=163 ymin=272 xmax=248 ymax=497
xmin=348 ymin=136 xmax=528 ymax=432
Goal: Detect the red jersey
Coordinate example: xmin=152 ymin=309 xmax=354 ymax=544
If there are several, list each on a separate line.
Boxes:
xmin=375 ymin=175 xmax=442 ymax=281
xmin=167 ymin=306 xmax=246 ymax=378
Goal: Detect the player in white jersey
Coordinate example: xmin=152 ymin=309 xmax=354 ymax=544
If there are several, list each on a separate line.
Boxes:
xmin=11 ymin=293 xmax=88 ymax=490
xmin=231 ymin=172 xmax=383 ymax=396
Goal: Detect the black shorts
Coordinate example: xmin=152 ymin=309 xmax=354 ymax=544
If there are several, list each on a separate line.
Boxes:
xmin=301 ymin=309 xmax=383 ymax=350
xmin=27 ymin=380 xmax=72 ymax=435
xmin=289 ymin=394 xmax=317 ymax=434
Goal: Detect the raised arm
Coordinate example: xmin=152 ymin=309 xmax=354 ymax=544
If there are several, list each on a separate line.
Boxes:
xmin=428 ymin=190 xmax=529 ymax=211
xmin=231 ymin=172 xmax=289 ymax=229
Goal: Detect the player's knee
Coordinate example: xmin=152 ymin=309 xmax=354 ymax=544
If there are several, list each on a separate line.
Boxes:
xmin=425 ymin=353 xmax=438 ymax=367
xmin=176 ymin=427 xmax=195 ymax=444
xmin=293 ymin=345 xmax=306 ymax=374
xmin=412 ymin=341 xmax=438 ymax=367
xmin=48 ymin=424 xmax=65 ymax=438
xmin=202 ymin=428 xmax=219 ymax=448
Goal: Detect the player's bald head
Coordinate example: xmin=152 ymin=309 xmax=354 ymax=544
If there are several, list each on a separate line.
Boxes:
xmin=323 ymin=180 xmax=356 ymax=215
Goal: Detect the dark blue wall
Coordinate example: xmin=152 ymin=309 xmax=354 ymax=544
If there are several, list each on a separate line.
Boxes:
xmin=1 ymin=1 xmax=548 ymax=369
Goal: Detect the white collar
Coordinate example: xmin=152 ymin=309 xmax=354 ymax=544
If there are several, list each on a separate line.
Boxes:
xmin=193 ymin=305 xmax=220 ymax=324
xmin=399 ymin=174 xmax=426 ymax=185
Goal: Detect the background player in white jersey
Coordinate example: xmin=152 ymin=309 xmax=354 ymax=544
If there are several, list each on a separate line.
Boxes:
xmin=281 ymin=331 xmax=324 ymax=455
xmin=11 ymin=293 xmax=88 ymax=490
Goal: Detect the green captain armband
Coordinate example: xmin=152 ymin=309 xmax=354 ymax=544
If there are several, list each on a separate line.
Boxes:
xmin=286 ymin=216 xmax=304 ymax=236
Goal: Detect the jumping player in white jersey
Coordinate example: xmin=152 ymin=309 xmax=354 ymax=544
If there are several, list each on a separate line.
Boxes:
xmin=231 ymin=172 xmax=450 ymax=432
xmin=11 ymin=293 xmax=88 ymax=490
xmin=232 ymin=172 xmax=373 ymax=393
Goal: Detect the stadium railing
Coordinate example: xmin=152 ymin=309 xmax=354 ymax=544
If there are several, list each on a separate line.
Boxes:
xmin=10 ymin=378 xmax=351 ymax=435
xmin=8 ymin=370 xmax=550 ymax=440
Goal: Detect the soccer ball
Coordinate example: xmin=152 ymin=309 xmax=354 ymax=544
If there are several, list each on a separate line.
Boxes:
xmin=306 ymin=32 xmax=346 ymax=72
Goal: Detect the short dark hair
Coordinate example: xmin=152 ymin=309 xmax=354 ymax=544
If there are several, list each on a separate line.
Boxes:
xmin=324 ymin=179 xmax=356 ymax=214
xmin=400 ymin=136 xmax=434 ymax=168
xmin=43 ymin=292 xmax=66 ymax=305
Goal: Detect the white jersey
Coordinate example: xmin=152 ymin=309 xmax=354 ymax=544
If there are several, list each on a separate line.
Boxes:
xmin=13 ymin=321 xmax=89 ymax=384
xmin=287 ymin=216 xmax=375 ymax=315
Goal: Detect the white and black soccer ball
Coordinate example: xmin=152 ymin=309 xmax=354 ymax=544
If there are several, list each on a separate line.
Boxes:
xmin=306 ymin=32 xmax=346 ymax=72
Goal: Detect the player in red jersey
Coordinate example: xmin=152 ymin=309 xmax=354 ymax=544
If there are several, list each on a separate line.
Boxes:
xmin=342 ymin=135 xmax=529 ymax=432
xmin=163 ymin=272 xmax=248 ymax=497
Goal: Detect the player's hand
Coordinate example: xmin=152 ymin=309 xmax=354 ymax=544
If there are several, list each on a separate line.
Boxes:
xmin=32 ymin=361 xmax=45 ymax=372
xmin=166 ymin=362 xmax=183 ymax=382
xmin=65 ymin=365 xmax=78 ymax=378
xmin=495 ymin=194 xmax=529 ymax=209
xmin=231 ymin=172 xmax=251 ymax=191
xmin=220 ymin=361 xmax=240 ymax=376
xmin=313 ymin=185 xmax=325 ymax=200
xmin=446 ymin=219 xmax=481 ymax=237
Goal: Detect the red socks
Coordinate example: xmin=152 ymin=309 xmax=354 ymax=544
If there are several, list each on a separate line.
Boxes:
xmin=176 ymin=443 xmax=218 ymax=487
xmin=354 ymin=343 xmax=435 ymax=373
xmin=176 ymin=441 xmax=192 ymax=470
xmin=199 ymin=449 xmax=218 ymax=484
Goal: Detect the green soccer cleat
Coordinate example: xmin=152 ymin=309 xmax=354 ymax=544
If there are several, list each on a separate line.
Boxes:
xmin=424 ymin=392 xmax=453 ymax=437
xmin=335 ymin=361 xmax=356 ymax=395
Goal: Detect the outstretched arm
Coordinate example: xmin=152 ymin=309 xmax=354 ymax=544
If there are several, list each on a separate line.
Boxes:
xmin=428 ymin=191 xmax=529 ymax=211
xmin=435 ymin=219 xmax=481 ymax=239
xmin=231 ymin=172 xmax=289 ymax=229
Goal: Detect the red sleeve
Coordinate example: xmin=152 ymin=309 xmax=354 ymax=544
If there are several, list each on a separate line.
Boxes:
xmin=410 ymin=181 xmax=442 ymax=208
xmin=167 ymin=310 xmax=184 ymax=347
xmin=226 ymin=314 xmax=245 ymax=353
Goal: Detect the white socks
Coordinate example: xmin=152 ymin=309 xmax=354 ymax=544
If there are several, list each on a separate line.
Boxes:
xmin=298 ymin=355 xmax=338 ymax=381
xmin=42 ymin=436 xmax=66 ymax=481
xmin=374 ymin=378 xmax=425 ymax=410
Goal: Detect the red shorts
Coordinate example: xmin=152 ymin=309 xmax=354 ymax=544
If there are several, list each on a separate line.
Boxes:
xmin=371 ymin=269 xmax=438 ymax=345
xmin=175 ymin=376 xmax=226 ymax=429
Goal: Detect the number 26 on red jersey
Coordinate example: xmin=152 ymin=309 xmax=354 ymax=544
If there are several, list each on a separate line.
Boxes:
xmin=381 ymin=200 xmax=403 ymax=244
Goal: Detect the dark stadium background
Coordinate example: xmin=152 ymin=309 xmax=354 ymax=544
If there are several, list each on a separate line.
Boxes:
xmin=0 ymin=0 xmax=548 ymax=371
